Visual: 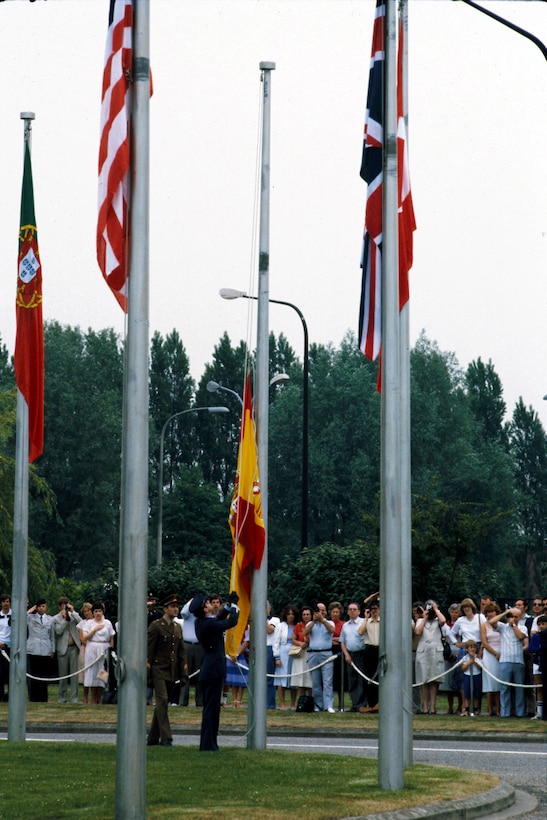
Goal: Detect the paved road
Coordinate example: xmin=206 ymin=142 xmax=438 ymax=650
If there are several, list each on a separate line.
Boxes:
xmin=14 ymin=730 xmax=547 ymax=819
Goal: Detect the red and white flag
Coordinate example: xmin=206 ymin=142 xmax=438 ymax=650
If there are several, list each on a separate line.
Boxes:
xmin=97 ymin=0 xmax=132 ymax=311
xmin=358 ymin=3 xmax=415 ymax=365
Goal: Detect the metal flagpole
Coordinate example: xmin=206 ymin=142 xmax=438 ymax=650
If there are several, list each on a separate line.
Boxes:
xmin=248 ymin=60 xmax=275 ymax=751
xmin=7 ymin=112 xmax=34 ymax=742
xmin=115 ymin=1 xmax=150 ymax=816
xmin=399 ymin=0 xmax=413 ymax=770
xmin=378 ymin=0 xmax=405 ymax=791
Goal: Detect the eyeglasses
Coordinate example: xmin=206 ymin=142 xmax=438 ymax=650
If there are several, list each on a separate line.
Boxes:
xmin=533 ymin=602 xmax=542 ymax=607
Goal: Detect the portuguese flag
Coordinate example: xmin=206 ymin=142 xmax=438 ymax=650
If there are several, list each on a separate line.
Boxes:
xmin=14 ymin=142 xmax=44 ymax=463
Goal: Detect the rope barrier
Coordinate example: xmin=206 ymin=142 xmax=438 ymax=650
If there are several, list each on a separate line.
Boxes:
xmin=1 ymin=647 xmax=108 ymax=682
xmin=1 ymin=646 xmax=538 ymax=690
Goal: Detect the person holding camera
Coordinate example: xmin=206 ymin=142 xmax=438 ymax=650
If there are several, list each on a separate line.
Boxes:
xmin=53 ymin=596 xmax=82 ymax=703
xmin=358 ymin=598 xmax=381 ymax=712
xmin=191 ymin=591 xmax=240 ymax=751
xmin=413 ymin=600 xmax=447 ymax=714
xmin=303 ymin=602 xmax=335 ymax=712
xmin=486 ymin=606 xmax=528 ymax=718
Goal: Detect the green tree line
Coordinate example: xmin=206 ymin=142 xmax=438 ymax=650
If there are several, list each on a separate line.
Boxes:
xmin=0 ymin=323 xmax=545 ymax=616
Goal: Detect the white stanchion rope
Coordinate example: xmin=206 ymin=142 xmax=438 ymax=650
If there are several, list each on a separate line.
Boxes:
xmin=1 ymin=647 xmax=109 ymax=682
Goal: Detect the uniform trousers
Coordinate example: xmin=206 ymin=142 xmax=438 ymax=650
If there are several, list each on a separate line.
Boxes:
xmin=177 ymin=641 xmax=204 ymax=706
xmin=57 ymin=645 xmax=80 ymax=703
xmin=200 ymin=677 xmax=223 ymax=751
xmin=148 ymin=673 xmax=176 ymax=744
xmin=267 ymin=646 xmax=276 ymax=708
xmin=28 ymin=655 xmax=51 ymax=702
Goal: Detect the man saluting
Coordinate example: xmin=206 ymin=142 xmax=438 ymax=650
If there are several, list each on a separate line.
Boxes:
xmin=147 ymin=594 xmax=188 ymax=747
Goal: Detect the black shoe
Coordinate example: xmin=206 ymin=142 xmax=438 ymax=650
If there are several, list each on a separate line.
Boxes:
xmin=160 ymin=739 xmax=173 ymax=746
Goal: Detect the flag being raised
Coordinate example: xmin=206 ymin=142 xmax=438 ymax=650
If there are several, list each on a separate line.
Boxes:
xmin=225 ymin=375 xmax=266 ymax=659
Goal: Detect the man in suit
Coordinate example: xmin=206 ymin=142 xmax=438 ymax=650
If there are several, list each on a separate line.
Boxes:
xmin=147 ymin=594 xmax=188 ymax=746
xmin=191 ymin=592 xmax=239 ymax=751
xmin=53 ymin=596 xmax=82 ymax=703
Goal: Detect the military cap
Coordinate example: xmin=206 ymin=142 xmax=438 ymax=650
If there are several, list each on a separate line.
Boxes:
xmin=161 ymin=593 xmax=180 ymax=608
xmin=188 ymin=593 xmax=209 ymax=615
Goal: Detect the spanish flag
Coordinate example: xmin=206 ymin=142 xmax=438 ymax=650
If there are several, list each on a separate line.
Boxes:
xmin=225 ymin=374 xmax=265 ymax=657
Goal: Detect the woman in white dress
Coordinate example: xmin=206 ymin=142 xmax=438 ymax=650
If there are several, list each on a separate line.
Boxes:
xmin=80 ymin=602 xmax=115 ymax=704
xmin=480 ymin=602 xmax=502 ymax=716
xmin=273 ymin=606 xmax=299 ymax=709
xmin=77 ymin=602 xmax=93 ymax=703
xmin=290 ymin=606 xmax=313 ymax=697
xmin=414 ymin=600 xmax=447 ymax=714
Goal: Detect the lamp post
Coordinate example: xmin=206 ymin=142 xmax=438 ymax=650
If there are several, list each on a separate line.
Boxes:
xmin=459 ymin=0 xmax=547 ymax=61
xmin=207 ymin=380 xmax=243 ymax=406
xmin=156 ymin=405 xmax=229 ymax=566
xmin=207 ymin=374 xmax=289 ymax=408
xmin=220 ymin=287 xmax=309 ymax=550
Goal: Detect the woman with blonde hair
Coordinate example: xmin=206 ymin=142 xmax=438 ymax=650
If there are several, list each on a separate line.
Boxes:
xmin=450 ymin=598 xmax=486 ymax=715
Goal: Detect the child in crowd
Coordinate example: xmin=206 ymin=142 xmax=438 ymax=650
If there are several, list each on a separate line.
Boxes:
xmin=461 ymin=639 xmax=482 ymax=716
xmin=529 ymin=614 xmax=547 ymax=721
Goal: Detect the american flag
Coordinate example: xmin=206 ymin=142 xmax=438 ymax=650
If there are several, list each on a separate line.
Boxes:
xmin=97 ymin=0 xmax=132 ymax=312
xmin=358 ymin=2 xmax=415 ymax=363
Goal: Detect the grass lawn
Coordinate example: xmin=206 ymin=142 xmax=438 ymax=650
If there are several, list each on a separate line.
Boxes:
xmin=0 ymin=743 xmax=500 ymax=820
xmin=2 ymin=690 xmax=545 ymax=735
xmin=0 ymin=689 xmax=542 ymax=818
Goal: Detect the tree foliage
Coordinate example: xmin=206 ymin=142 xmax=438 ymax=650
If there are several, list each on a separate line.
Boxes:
xmin=0 ymin=321 xmax=544 ymax=606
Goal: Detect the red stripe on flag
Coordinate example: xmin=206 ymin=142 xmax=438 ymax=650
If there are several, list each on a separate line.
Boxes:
xmin=97 ymin=0 xmax=132 ymax=311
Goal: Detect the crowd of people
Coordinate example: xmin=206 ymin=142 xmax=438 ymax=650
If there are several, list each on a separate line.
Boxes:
xmin=413 ymin=595 xmax=547 ymax=719
xmin=0 ymin=591 xmax=545 ymax=738
xmin=0 ymin=595 xmax=116 ymax=706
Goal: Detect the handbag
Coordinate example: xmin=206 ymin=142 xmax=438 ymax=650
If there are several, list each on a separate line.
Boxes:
xmin=97 ymin=667 xmax=109 ymax=683
xmin=296 ymin=694 xmax=315 ymax=713
xmin=288 ymin=644 xmax=304 ymax=658
xmin=439 ymin=624 xmax=453 ymax=661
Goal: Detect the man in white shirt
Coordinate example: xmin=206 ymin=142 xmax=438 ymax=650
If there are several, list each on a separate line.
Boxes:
xmin=174 ymin=598 xmax=204 ymax=707
xmin=488 ymin=606 xmax=527 ymax=718
xmin=304 ymin=602 xmax=335 ymax=712
xmin=340 ymin=602 xmax=366 ymax=712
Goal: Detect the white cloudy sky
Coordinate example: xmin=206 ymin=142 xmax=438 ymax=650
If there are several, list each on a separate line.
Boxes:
xmin=1 ymin=0 xmax=546 ymax=425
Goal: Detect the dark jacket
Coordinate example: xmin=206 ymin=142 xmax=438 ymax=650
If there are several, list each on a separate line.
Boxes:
xmin=196 ymin=605 xmax=239 ymax=682
xmin=147 ymin=617 xmax=187 ymax=684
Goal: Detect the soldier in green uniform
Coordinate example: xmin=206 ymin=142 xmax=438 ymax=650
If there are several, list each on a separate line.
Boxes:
xmin=147 ymin=594 xmax=188 ymax=746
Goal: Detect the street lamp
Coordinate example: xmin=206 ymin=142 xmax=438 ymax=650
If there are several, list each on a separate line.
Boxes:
xmin=207 ymin=374 xmax=290 ymax=407
xmin=156 ymin=405 xmax=229 ymax=565
xmin=459 ymin=1 xmax=547 ymax=61
xmin=220 ymin=287 xmax=309 ymax=550
xmin=207 ymin=380 xmax=243 ymax=406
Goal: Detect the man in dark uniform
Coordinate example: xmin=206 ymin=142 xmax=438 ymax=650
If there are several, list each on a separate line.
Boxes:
xmin=190 ymin=591 xmax=239 ymax=751
xmin=147 ymin=594 xmax=188 ymax=746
